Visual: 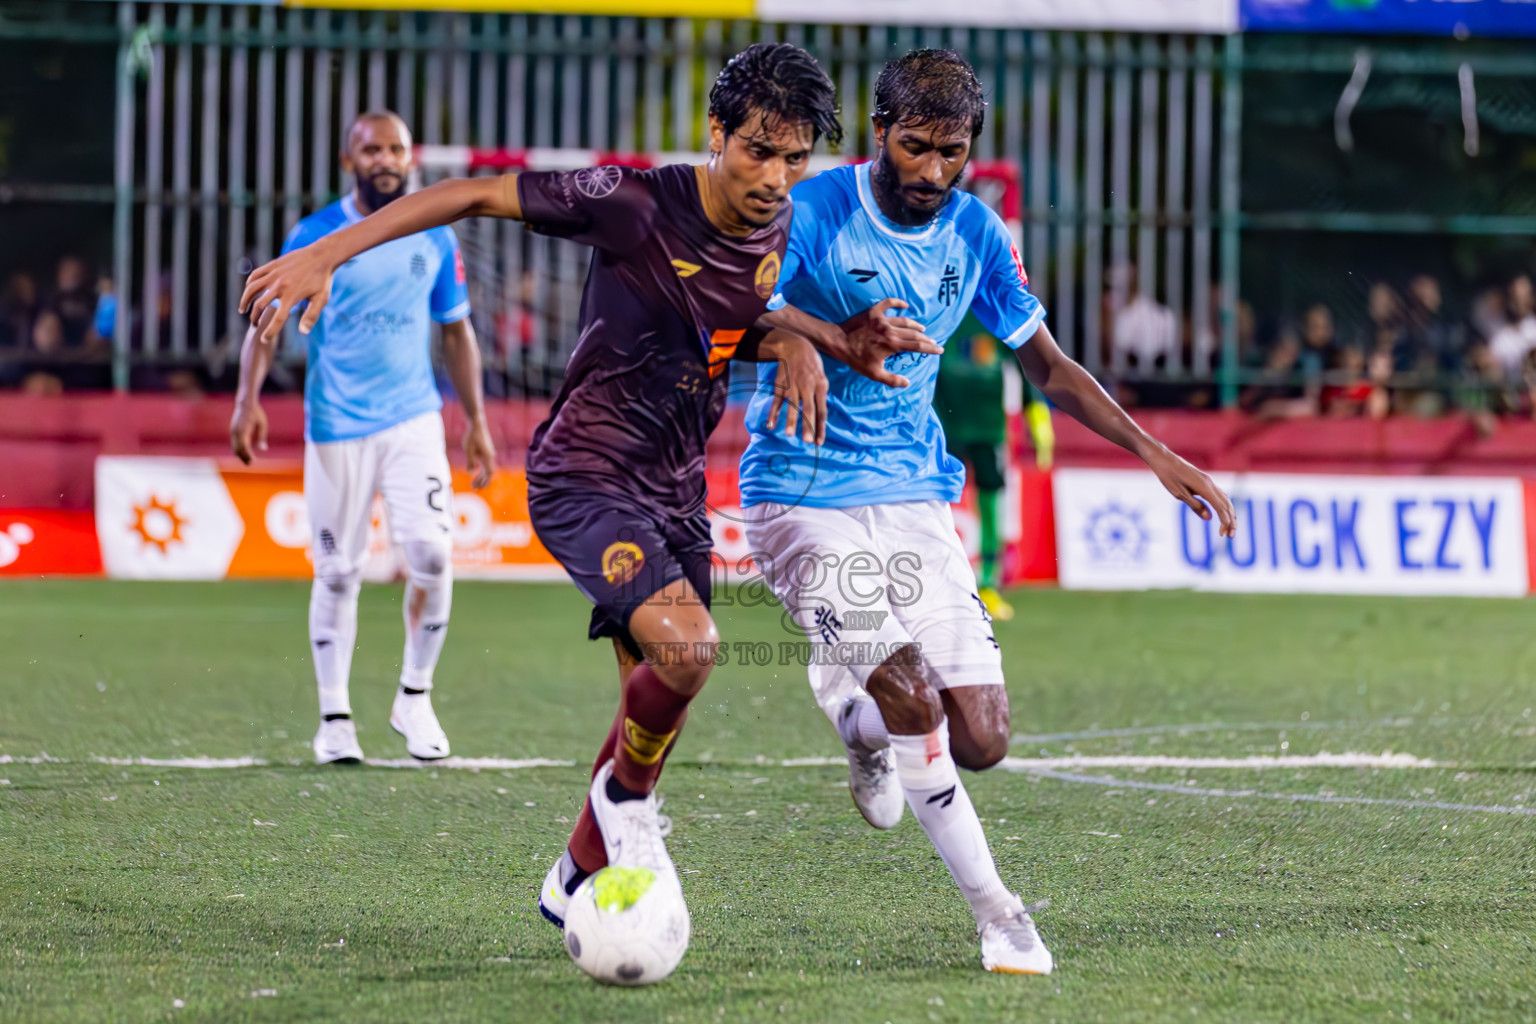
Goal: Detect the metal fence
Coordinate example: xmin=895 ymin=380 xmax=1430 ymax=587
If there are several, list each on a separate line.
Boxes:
xmin=54 ymin=3 xmax=1236 ymax=397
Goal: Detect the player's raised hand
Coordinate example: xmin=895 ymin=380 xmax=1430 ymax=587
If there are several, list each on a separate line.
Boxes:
xmin=239 ymin=245 xmax=336 ymax=345
xmin=1144 ymin=446 xmax=1237 ymax=538
xmin=839 ymin=298 xmax=942 ymax=388
xmin=464 ymin=417 xmax=497 ymax=489
xmin=229 ymin=401 xmax=268 ymax=465
xmin=764 ymin=332 xmax=829 ymax=445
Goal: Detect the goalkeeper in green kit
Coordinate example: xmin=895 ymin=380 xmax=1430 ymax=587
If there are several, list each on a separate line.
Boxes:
xmin=933 ymin=311 xmax=1054 ymax=622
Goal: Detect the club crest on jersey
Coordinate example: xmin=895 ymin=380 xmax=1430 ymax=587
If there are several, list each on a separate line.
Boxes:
xmin=938 ymin=264 xmax=960 ymax=305
xmin=574 ymin=165 xmax=622 ymax=199
xmin=754 ymin=251 xmax=781 ymax=301
xmin=601 ymin=540 xmax=645 ymax=584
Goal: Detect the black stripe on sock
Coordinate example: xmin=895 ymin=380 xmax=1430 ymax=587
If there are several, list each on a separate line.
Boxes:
xmin=605 ymin=774 xmax=647 ymax=804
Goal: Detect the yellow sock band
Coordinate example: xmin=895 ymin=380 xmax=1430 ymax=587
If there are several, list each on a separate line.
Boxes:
xmin=622 ymin=718 xmax=676 ymax=766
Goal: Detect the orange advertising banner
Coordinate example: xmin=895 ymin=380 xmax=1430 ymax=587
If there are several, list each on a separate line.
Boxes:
xmin=92 ymin=455 xmax=1038 ymax=585
xmin=96 ymin=457 xmax=563 ymax=581
xmin=220 ymin=463 xmax=563 ymax=580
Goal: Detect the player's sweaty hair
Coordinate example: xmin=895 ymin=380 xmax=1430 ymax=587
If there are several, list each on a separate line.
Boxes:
xmin=708 ymin=43 xmax=843 ymax=149
xmin=873 ymin=49 xmax=986 ymax=140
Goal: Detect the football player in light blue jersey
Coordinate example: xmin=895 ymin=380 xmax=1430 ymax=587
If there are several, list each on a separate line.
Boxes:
xmin=745 ymin=51 xmax=1238 ymax=975
xmin=231 ymin=111 xmax=497 ymax=766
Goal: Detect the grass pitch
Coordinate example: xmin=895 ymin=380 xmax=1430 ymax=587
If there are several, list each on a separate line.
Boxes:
xmin=2 ymin=580 xmax=1534 ymax=1023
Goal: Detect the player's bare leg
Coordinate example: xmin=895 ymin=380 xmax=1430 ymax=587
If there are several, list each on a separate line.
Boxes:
xmin=541 ymin=581 xmax=714 ymax=925
xmin=542 ymin=639 xmax=687 ymax=924
xmin=863 ymin=646 xmax=1053 ymax=975
xmin=940 ymin=684 xmax=1011 ymax=770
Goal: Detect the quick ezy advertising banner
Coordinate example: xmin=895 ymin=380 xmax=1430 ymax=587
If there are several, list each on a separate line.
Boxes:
xmin=1054 ymin=469 xmax=1529 ymax=597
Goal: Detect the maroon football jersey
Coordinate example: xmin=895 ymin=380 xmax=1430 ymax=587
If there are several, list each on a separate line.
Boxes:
xmin=518 ymin=164 xmax=789 ymax=516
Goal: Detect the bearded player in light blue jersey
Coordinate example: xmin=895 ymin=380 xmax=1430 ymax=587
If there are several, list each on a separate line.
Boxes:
xmin=747 ymin=51 xmax=1237 ymax=975
xmin=231 ymin=111 xmax=496 ymax=766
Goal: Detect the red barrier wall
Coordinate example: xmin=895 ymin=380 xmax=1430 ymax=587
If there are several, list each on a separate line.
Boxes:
xmin=4 ymin=394 xmax=1536 ymax=510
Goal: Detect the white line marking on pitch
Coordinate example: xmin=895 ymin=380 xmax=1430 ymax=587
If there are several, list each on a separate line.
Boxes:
xmin=1002 ymin=752 xmax=1442 ymax=770
xmin=362 ymin=757 xmax=574 ymax=770
xmin=0 ymin=752 xmax=1441 ymax=771
xmin=1013 ymin=716 xmax=1439 ymax=745
xmin=0 ymin=753 xmax=576 ymax=770
xmin=1012 ymin=766 xmax=1536 ymax=818
xmin=775 ymin=752 xmax=1444 ymax=770
xmin=8 ymin=750 xmax=1529 ymax=817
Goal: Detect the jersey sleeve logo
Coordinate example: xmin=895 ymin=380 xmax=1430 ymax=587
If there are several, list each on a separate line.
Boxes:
xmin=1009 ymin=243 xmax=1029 ymax=286
xmin=754 ymin=251 xmax=781 ymax=301
xmin=454 ymin=249 xmax=466 ymax=285
xmin=574 ymin=166 xmax=622 ymax=200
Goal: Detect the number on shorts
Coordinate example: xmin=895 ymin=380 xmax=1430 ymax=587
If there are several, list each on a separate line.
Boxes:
xmin=426 ymin=476 xmax=444 ymax=512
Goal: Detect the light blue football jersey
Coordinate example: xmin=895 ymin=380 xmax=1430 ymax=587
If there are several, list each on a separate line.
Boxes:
xmin=283 ymin=195 xmax=471 ymax=443
xmin=739 ymin=163 xmax=1046 ymax=508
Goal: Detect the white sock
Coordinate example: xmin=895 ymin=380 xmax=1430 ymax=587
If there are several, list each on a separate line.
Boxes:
xmin=400 ymin=540 xmax=453 ymax=691
xmin=310 ymin=571 xmax=361 ymax=717
xmin=889 ymin=719 xmax=1015 ymax=927
xmin=837 ymin=695 xmax=891 ymax=750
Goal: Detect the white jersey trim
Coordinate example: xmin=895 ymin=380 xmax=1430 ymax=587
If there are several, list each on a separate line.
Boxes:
xmin=1001 ymin=306 xmax=1047 ymax=349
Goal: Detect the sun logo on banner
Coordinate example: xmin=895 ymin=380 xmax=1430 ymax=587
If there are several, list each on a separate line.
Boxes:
xmin=130 ymin=495 xmax=188 ymax=554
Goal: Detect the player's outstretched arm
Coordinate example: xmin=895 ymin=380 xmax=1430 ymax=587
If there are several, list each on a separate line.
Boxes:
xmin=239 ymin=175 xmax=522 ymax=344
xmin=440 ymin=318 xmax=497 ymax=489
xmin=1015 ymin=323 xmax=1237 ymax=537
xmin=229 ymin=326 xmax=272 ymax=465
xmin=762 ymin=300 xmax=941 ymax=388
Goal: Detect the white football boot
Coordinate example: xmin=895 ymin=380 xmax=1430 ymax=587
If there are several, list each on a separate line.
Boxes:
xmin=538 ymin=799 xmax=674 ymax=928
xmin=979 ymin=896 xmax=1055 ymax=975
xmin=313 ymin=718 xmax=364 ymax=765
xmin=539 ymin=853 xmax=575 ymax=927
xmin=836 ymin=697 xmax=904 ymax=829
xmin=389 ymin=689 xmax=450 ymax=760
xmin=588 ymin=759 xmax=678 ymax=886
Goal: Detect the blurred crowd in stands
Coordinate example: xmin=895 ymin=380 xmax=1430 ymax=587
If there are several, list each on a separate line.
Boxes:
xmin=0 ymin=256 xmax=237 ymax=396
xmin=0 ymin=256 xmax=114 ymax=394
xmin=1232 ymin=272 xmax=1536 ymax=430
xmin=5 ymin=253 xmax=1536 ymax=428
xmin=1106 ymin=265 xmax=1536 ymax=428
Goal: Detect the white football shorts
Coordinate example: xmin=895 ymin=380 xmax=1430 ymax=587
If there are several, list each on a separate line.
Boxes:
xmin=743 ymin=499 xmax=1003 ymax=724
xmin=304 ymin=411 xmax=454 ymax=578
